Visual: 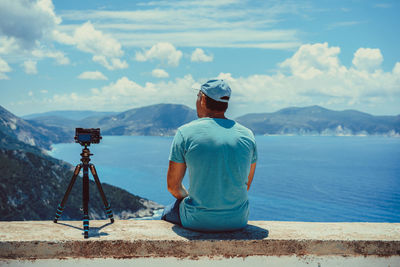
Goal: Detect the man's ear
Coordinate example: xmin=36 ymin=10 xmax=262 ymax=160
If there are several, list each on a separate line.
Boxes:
xmin=200 ymin=94 xmax=207 ymax=108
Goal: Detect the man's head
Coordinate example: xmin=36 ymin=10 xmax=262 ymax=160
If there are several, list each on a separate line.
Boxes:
xmin=196 ymin=79 xmax=231 ymax=118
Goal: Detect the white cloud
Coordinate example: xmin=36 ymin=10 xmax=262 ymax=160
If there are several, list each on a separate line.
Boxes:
xmin=152 ymin=69 xmax=169 ymax=78
xmin=22 ymin=60 xmax=38 ymax=74
xmin=280 ymin=42 xmax=341 ymax=79
xmin=136 ymin=42 xmax=182 ymax=66
xmin=28 ymin=91 xmax=34 ymax=97
xmin=0 ymin=37 xmax=20 ymax=55
xmin=327 ymin=21 xmax=364 ymax=30
xmin=71 ymin=22 xmax=128 ymax=70
xmin=36 ymin=0 xmax=61 ymax=23
xmin=116 ymin=30 xmax=299 ymax=49
xmin=52 ymin=29 xmax=74 ymax=45
xmin=216 ymin=72 xmax=236 ymax=82
xmin=53 ymin=21 xmax=128 ymax=70
xmin=191 ymin=48 xmax=213 ymax=62
xmin=393 ymin=62 xmax=400 ymax=75
xmin=0 ymin=57 xmax=12 ymax=79
xmin=352 ymin=48 xmax=383 ymax=72
xmin=59 ymin=1 xmax=302 ymax=49
xmin=32 ymin=49 xmax=70 ymax=65
xmin=0 ymin=0 xmax=60 ymax=48
xmin=35 ymin=75 xmax=196 ymax=111
xmin=92 ymin=55 xmax=128 ymax=70
xmin=0 ymin=2 xmax=69 ymax=69
xmin=73 ymin=22 xmax=122 ymax=57
xmin=139 ymin=0 xmax=241 ymax=7
xmin=78 ymin=71 xmax=108 ymax=80
xmin=40 ymin=90 xmax=48 ymax=94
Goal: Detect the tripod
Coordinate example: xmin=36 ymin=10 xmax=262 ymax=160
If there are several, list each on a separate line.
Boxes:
xmin=53 ymin=146 xmax=114 ymax=238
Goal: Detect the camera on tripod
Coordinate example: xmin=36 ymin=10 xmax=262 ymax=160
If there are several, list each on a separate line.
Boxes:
xmin=54 ymin=127 xmax=114 ymax=238
xmin=74 ymin=128 xmax=102 ymax=146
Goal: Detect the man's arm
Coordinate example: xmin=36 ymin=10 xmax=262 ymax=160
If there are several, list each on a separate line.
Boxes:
xmin=167 ymin=161 xmax=189 ymax=199
xmin=247 ymin=162 xmax=257 ymax=191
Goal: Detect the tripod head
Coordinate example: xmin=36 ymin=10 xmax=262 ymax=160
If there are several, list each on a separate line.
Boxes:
xmin=80 ymin=146 xmax=93 ymax=165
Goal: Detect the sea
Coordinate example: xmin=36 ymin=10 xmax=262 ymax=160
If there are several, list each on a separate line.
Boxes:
xmin=49 ymin=135 xmax=400 ymax=222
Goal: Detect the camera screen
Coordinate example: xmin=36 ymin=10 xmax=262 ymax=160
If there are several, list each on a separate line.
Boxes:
xmin=78 ymin=133 xmax=91 ymax=142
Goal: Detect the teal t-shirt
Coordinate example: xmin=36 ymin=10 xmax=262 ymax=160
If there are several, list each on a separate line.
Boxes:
xmin=169 ymin=118 xmax=257 ymax=232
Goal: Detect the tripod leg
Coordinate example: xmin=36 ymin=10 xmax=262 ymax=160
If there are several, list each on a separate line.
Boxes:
xmin=54 ymin=164 xmax=81 ymax=223
xmin=90 ymin=164 xmax=115 ymax=223
xmin=82 ymin=164 xmax=90 ymax=239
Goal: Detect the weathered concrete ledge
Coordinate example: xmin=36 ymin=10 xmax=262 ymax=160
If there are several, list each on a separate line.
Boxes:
xmin=0 ymin=220 xmax=399 ymax=260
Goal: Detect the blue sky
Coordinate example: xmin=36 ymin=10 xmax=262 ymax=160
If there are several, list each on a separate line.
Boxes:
xmin=0 ymin=0 xmax=399 ymax=117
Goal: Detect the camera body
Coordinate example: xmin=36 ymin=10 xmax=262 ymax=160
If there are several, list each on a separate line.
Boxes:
xmin=75 ymin=128 xmax=102 ymax=146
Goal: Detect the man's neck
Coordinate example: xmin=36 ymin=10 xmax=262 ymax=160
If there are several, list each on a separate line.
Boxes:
xmin=210 ymin=114 xmax=227 ymax=119
xmin=199 ymin=112 xmax=226 ymax=119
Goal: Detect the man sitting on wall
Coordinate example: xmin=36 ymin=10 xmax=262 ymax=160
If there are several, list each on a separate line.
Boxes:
xmin=161 ymin=79 xmax=257 ymax=232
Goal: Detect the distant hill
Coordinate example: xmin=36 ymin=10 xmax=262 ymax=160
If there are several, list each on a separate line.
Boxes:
xmin=236 ymin=105 xmax=400 ymax=136
xmin=21 ymin=110 xmax=119 ymax=143
xmin=0 ymin=106 xmax=163 ymax=221
xmin=24 ymin=103 xmax=198 ymax=137
xmin=97 ymin=103 xmax=197 ymax=135
xmin=17 ymin=104 xmax=400 ymax=138
xmin=0 ymin=105 xmax=71 ymax=150
xmin=22 ymin=110 xmax=118 ymax=121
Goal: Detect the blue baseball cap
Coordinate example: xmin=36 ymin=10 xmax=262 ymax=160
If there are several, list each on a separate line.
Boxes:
xmin=200 ymin=79 xmax=231 ymax=103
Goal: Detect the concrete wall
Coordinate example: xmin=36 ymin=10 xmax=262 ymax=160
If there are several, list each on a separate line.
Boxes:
xmin=0 ymin=220 xmax=399 ymax=266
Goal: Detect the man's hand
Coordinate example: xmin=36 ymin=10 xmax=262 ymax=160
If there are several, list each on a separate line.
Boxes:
xmin=247 ymin=162 xmax=256 ymax=191
xmin=167 ymin=161 xmax=189 ymax=199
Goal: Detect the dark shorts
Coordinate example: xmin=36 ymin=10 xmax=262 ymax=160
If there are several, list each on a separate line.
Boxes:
xmin=161 ymin=198 xmax=183 ymax=226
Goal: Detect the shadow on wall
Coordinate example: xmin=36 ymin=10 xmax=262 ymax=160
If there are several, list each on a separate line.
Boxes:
xmin=56 ymin=221 xmax=112 ymax=238
xmin=172 ymin=224 xmax=269 ymax=240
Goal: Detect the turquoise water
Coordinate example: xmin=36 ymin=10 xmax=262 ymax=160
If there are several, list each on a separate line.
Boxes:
xmin=49 ymin=136 xmax=400 ymax=222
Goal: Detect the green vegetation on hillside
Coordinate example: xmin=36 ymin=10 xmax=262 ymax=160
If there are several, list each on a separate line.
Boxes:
xmin=0 ymin=148 xmax=154 ymax=220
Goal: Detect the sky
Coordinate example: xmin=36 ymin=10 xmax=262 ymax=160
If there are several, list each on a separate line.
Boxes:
xmin=0 ymin=0 xmax=399 ymax=118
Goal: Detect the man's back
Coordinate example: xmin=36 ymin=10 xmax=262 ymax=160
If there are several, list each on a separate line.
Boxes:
xmin=169 ymin=118 xmax=257 ymax=231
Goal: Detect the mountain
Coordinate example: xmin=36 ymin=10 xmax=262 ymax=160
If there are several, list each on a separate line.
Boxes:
xmin=236 ymin=105 xmax=400 ymax=136
xmin=0 ymin=106 xmax=163 ymax=221
xmin=22 ymin=110 xmax=118 ymax=121
xmin=20 ymin=104 xmax=400 ymax=138
xmin=97 ymin=104 xmax=197 ymax=135
xmin=21 ymin=111 xmax=118 ymax=144
xmin=0 ymin=105 xmax=71 ymax=150
xmin=25 ymin=103 xmax=198 ymax=137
